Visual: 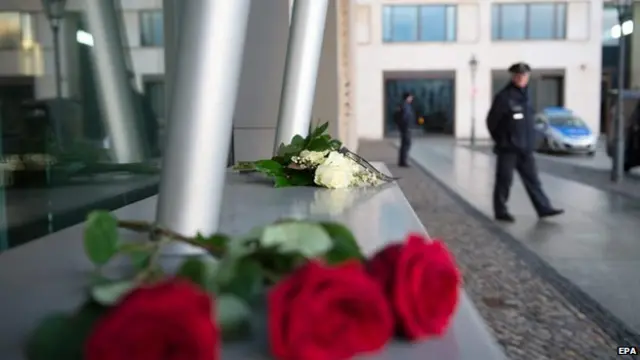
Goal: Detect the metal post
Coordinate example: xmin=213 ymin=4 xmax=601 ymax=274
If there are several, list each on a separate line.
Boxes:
xmin=274 ymin=0 xmax=329 ymax=152
xmin=469 ymin=55 xmax=478 ymax=147
xmin=84 ymin=0 xmax=145 ymax=163
xmin=0 ymin=101 xmax=8 ymax=251
xmin=155 ymin=0 xmax=251 ymax=241
xmin=52 ymin=25 xmax=63 ymax=99
xmin=612 ymin=5 xmax=630 ymax=182
xmin=470 ymin=74 xmax=477 ymax=147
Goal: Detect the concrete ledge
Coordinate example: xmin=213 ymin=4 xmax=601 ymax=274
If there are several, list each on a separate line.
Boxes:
xmin=0 ymin=163 xmax=505 ymax=359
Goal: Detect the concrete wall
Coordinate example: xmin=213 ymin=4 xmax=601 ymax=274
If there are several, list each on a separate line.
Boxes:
xmin=353 ymin=0 xmax=603 ymax=140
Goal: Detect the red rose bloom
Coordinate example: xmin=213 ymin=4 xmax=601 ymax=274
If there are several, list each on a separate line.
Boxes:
xmin=268 ymin=261 xmax=394 ymax=360
xmin=85 ymin=279 xmax=218 ymax=360
xmin=368 ymin=233 xmax=461 ymax=340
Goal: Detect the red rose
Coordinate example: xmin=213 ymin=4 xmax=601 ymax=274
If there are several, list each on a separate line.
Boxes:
xmin=85 ymin=279 xmax=218 ymax=360
xmin=268 ymin=261 xmax=394 ymax=360
xmin=367 ymin=233 xmax=461 ymax=340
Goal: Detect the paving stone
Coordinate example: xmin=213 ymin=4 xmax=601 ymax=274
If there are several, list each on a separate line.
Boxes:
xmin=359 ymin=140 xmax=627 ymax=360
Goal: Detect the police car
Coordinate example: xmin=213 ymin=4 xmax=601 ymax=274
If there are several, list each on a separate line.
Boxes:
xmin=534 ymin=107 xmax=597 ymax=156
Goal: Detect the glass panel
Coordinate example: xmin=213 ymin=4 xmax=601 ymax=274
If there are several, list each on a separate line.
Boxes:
xmin=0 ymin=6 xmax=163 ymax=252
xmin=497 ymin=4 xmax=526 ymax=40
xmin=554 ymin=3 xmax=567 ymax=39
xmin=0 ymin=13 xmax=22 ymax=49
xmin=602 ymin=7 xmax=620 ymax=46
xmin=528 ymin=4 xmax=555 ymax=39
xmin=384 ymin=78 xmax=455 ymax=135
xmin=382 ymin=6 xmax=393 ymax=41
xmin=389 ymin=6 xmax=418 ymax=42
xmin=445 ymin=6 xmax=457 ymax=41
xmin=491 ymin=5 xmax=500 ymax=39
xmin=140 ymin=11 xmax=164 ymax=46
xmin=419 ymin=6 xmax=446 ymax=41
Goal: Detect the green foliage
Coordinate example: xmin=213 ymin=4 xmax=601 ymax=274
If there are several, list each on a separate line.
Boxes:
xmin=91 ymin=280 xmax=136 ymax=306
xmin=217 ymin=258 xmax=264 ymax=304
xmin=260 ymin=221 xmax=333 ymax=258
xmin=25 ymin=302 xmax=107 ymax=360
xmin=216 ymin=295 xmax=252 ymax=341
xmin=26 ymin=210 xmax=366 ymax=358
xmin=319 ymin=222 xmax=365 ymax=264
xmin=83 ymin=211 xmax=119 ymax=266
xmin=235 ymin=122 xmax=341 ymax=188
xmin=176 ymin=257 xmax=219 ymax=293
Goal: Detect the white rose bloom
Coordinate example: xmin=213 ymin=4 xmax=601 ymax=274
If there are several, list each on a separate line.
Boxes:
xmin=314 ymin=152 xmax=356 ymax=188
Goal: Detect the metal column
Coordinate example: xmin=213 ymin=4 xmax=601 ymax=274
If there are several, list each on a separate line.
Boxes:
xmin=155 ymin=0 xmax=251 ymax=239
xmin=274 ymin=0 xmax=329 ymax=152
xmin=84 ymin=0 xmax=144 ymax=163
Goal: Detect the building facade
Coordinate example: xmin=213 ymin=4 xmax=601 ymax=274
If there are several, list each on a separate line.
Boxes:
xmin=0 ymin=0 xmax=608 ymax=147
xmin=353 ymin=0 xmax=604 ymax=140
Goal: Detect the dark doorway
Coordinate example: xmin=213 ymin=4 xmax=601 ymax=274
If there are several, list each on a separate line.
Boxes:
xmin=384 ymin=73 xmax=455 ymax=136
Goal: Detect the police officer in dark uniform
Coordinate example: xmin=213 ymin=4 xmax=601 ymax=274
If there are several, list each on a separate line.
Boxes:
xmin=486 ymin=63 xmax=564 ymax=222
xmin=397 ymin=92 xmax=415 ymax=167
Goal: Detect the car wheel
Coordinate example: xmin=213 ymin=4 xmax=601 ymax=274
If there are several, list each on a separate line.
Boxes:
xmin=587 ymin=151 xmax=596 ymax=157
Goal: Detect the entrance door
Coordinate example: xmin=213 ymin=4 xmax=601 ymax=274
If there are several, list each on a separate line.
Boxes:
xmin=384 ymin=77 xmax=455 ymax=136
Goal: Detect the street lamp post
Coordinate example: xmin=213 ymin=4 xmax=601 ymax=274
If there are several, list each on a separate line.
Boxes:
xmin=469 ymin=55 xmax=478 ymax=146
xmin=42 ymin=0 xmax=67 ymax=100
xmin=612 ymin=0 xmax=633 ymax=182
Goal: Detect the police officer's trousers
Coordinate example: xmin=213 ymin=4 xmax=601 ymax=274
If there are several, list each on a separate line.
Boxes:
xmin=493 ymin=151 xmax=552 ymax=216
xmin=398 ymin=130 xmax=411 ymax=166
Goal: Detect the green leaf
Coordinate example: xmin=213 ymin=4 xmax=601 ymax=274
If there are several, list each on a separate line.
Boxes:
xmin=306 ymin=136 xmax=332 ymax=152
xmin=219 ymin=258 xmax=263 ymax=304
xmin=291 ymin=135 xmax=305 ymax=146
xmin=25 ymin=314 xmax=75 ymax=360
xmin=91 ymin=280 xmax=137 ymax=306
xmin=232 ymin=161 xmax=256 ymax=171
xmin=261 ymin=221 xmax=332 ymax=257
xmin=319 ymin=222 xmax=364 ymax=264
xmin=176 ymin=257 xmax=218 ymax=293
xmin=117 ymin=243 xmax=152 ymax=270
xmin=274 ymin=175 xmax=293 ymax=188
xmin=329 ymin=139 xmax=342 ymax=150
xmin=285 ymin=169 xmax=315 ymax=186
xmin=83 ymin=211 xmax=119 ymax=266
xmin=216 ymin=294 xmax=252 ymax=342
xmin=311 ymin=122 xmax=329 ymax=138
xmin=24 ymin=302 xmax=106 ymax=360
xmin=194 ymin=233 xmax=230 ymax=254
xmin=254 ymin=159 xmax=284 ymax=176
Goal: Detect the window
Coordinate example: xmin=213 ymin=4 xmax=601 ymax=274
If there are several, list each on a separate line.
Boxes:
xmin=382 ymin=5 xmax=456 ymax=42
xmin=0 ymin=12 xmax=34 ymax=50
xmin=492 ymin=3 xmax=567 ymax=40
xmin=139 ymin=10 xmax=164 ymax=46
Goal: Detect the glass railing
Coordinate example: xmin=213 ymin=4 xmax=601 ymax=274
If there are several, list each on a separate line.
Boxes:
xmin=0 ymin=3 xmax=163 ymax=251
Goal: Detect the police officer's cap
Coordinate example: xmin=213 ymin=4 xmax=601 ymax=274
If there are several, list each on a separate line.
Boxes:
xmin=508 ymin=62 xmax=531 ymax=74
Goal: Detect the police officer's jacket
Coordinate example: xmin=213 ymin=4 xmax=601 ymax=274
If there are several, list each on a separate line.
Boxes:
xmin=486 ymin=83 xmax=536 ymax=153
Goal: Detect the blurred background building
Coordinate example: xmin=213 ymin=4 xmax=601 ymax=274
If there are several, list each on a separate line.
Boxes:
xmin=0 ymin=0 xmax=636 ymax=249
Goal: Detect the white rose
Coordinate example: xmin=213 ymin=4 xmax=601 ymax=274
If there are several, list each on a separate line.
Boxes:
xmin=314 ymin=162 xmax=355 ymax=189
xmin=299 ymin=150 xmax=327 ymax=167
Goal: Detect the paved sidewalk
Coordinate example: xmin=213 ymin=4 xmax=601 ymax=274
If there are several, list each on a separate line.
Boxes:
xmin=359 ymin=140 xmax=621 ymax=360
xmin=466 ymin=142 xmax=640 ymax=200
xmin=402 ymin=137 xmax=640 ymax=340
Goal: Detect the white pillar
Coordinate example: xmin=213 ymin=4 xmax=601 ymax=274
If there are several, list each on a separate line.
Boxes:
xmin=274 ymin=0 xmax=329 ymax=151
xmin=83 ymin=0 xmax=145 ymax=163
xmin=155 ymin=0 xmax=251 ymax=239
